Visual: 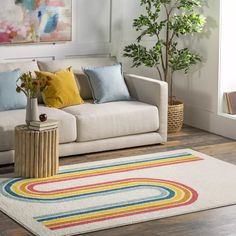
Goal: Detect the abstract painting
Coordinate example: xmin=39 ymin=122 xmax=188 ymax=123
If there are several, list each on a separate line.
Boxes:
xmin=0 ymin=0 xmax=72 ymax=44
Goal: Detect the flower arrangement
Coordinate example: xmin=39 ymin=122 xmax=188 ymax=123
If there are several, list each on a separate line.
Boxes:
xmin=16 ymin=72 xmax=51 ymax=98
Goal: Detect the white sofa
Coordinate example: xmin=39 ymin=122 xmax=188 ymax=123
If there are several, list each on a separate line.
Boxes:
xmin=0 ymin=57 xmax=168 ymax=165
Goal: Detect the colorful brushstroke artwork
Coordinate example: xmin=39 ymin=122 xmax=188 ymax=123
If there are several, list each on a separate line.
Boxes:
xmin=0 ymin=0 xmax=72 ymax=44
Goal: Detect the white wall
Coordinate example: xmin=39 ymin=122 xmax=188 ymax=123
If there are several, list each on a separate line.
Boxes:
xmin=118 ymin=0 xmax=236 ymax=140
xmin=219 ymin=0 xmax=236 ymax=114
xmin=117 ymin=0 xmax=159 ymax=78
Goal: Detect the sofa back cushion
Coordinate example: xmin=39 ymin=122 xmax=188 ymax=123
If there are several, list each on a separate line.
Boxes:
xmin=0 ymin=61 xmax=43 ymax=103
xmin=0 ymin=69 xmax=27 ymax=111
xmin=0 ymin=61 xmax=39 ymax=73
xmin=83 ymin=64 xmax=131 ymax=104
xmin=37 ymin=57 xmax=117 ymax=100
xmin=36 ymin=68 xmax=84 ymax=108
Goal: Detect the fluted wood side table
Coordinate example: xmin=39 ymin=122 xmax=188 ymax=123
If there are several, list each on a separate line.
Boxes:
xmin=14 ymin=125 xmax=59 ymax=178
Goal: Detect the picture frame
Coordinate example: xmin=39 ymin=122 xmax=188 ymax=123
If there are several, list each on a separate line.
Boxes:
xmin=0 ymin=0 xmax=72 ymax=45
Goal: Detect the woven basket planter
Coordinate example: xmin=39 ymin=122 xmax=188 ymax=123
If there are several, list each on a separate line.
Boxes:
xmin=168 ymin=101 xmax=184 ymax=133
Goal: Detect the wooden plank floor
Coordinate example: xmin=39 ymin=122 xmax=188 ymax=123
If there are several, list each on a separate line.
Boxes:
xmin=0 ymin=125 xmax=236 ymax=236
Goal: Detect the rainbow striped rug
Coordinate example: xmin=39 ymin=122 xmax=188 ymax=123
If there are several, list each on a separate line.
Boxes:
xmin=1 ymin=149 xmax=236 ymax=236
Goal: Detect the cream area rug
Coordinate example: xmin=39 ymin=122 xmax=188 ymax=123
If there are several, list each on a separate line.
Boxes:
xmin=1 ymin=149 xmax=236 ymax=236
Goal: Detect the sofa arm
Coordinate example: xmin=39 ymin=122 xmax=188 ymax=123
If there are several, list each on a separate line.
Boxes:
xmin=124 ymin=74 xmax=168 ymax=142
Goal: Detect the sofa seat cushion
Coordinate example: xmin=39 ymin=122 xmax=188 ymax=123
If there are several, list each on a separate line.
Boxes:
xmin=63 ymin=101 xmax=159 ymax=142
xmin=0 ymin=106 xmax=77 ymax=152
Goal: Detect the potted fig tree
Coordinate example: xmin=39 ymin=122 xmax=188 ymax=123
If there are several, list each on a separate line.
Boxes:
xmin=124 ymin=0 xmax=206 ymax=133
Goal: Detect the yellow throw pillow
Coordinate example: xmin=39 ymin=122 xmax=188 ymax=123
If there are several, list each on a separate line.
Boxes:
xmin=36 ymin=68 xmax=84 ymax=108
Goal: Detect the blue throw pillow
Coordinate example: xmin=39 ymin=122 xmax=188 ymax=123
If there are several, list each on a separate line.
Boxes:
xmin=0 ymin=69 xmax=27 ymax=111
xmin=83 ymin=64 xmax=131 ymax=104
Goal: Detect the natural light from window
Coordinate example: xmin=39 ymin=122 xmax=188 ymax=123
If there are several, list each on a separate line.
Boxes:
xmin=219 ymin=0 xmax=236 ymax=117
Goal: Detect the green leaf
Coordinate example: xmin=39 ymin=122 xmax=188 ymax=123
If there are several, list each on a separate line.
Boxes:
xmin=170 ymin=13 xmax=206 ymax=35
xmin=123 ymin=0 xmax=206 ymax=82
xmin=123 ymin=42 xmax=163 ymax=68
xmin=178 ymin=0 xmax=201 ymax=10
xmin=169 ymin=45 xmax=201 ymax=73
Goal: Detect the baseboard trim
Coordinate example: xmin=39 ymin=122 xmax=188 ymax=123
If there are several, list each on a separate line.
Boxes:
xmin=184 ymin=104 xmax=236 ymax=140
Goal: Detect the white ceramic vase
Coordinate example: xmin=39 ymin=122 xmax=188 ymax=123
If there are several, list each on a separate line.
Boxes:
xmin=26 ymin=98 xmax=39 ymax=125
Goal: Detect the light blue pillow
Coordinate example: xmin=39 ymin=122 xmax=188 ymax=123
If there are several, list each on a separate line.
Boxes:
xmin=83 ymin=64 xmax=131 ymax=104
xmin=0 ymin=69 xmax=27 ymax=111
